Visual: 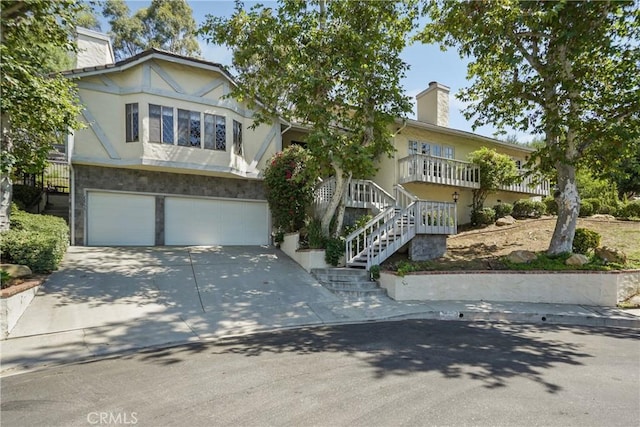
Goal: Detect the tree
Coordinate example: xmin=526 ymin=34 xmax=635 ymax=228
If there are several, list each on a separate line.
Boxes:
xmin=467 ymin=147 xmax=521 ymax=222
xmin=611 ymin=152 xmax=640 ymax=199
xmin=201 ymin=0 xmax=417 ymax=237
xmin=1 ymin=0 xmax=84 ymax=230
xmin=420 ymin=0 xmax=640 ymax=254
xmin=103 ymin=0 xmax=200 ymax=60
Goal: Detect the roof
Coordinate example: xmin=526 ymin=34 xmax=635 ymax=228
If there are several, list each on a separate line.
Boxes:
xmin=62 ymin=48 xmax=237 ymax=86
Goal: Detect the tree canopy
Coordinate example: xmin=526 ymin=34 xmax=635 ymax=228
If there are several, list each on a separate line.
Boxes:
xmin=420 ymin=0 xmax=640 ymax=254
xmin=201 ymin=0 xmax=418 ymax=236
xmin=103 ymin=0 xmax=201 ymax=60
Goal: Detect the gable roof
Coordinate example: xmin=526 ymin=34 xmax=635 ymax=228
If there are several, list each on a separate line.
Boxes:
xmin=62 ymin=48 xmax=237 ymax=86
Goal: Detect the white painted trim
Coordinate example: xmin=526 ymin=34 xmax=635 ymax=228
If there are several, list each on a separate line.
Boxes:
xmin=251 ymin=124 xmax=278 ymax=168
xmin=142 ymin=63 xmax=151 ymax=89
xmin=192 ymin=78 xmax=226 ymax=97
xmin=99 ymin=75 xmax=118 ymax=88
xmin=78 ymin=81 xmax=121 ymax=94
xmin=79 ymin=97 xmax=120 ymax=159
xmin=70 ymin=156 xmax=263 ymax=179
xmin=149 ymin=61 xmax=184 ymax=94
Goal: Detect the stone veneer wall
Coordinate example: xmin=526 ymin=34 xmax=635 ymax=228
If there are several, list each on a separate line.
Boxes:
xmin=73 ymin=165 xmax=266 ymax=245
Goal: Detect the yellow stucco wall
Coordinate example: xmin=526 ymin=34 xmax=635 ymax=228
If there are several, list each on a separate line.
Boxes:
xmin=72 ymin=57 xmax=280 ymax=178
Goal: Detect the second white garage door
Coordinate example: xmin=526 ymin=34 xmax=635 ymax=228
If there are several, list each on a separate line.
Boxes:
xmin=164 ymin=197 xmax=269 ymax=245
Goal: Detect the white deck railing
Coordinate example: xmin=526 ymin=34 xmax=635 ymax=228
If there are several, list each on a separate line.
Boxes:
xmin=500 ymin=170 xmax=551 ymax=196
xmin=313 ymin=177 xmax=395 ymax=215
xmin=398 ymin=154 xmax=481 ymax=189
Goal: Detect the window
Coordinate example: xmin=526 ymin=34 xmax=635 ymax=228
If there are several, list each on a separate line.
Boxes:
xmin=443 ymin=146 xmax=454 ymax=159
xmin=514 ymin=159 xmax=523 ymax=170
xmin=178 ymin=109 xmax=201 ymax=147
xmin=149 ymin=104 xmax=174 ymax=144
xmin=125 ymin=103 xmax=139 ymax=142
xmin=204 ymin=114 xmax=226 ymax=150
xmin=233 ymin=120 xmax=242 ymax=155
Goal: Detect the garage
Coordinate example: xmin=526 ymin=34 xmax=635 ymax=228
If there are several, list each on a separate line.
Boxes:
xmin=164 ymin=197 xmax=269 ymax=245
xmin=87 ymin=192 xmax=156 ymax=246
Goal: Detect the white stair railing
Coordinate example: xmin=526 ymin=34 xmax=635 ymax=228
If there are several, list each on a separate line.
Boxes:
xmin=345 ymin=206 xmax=397 ymax=266
xmin=364 ymin=202 xmax=417 ymax=269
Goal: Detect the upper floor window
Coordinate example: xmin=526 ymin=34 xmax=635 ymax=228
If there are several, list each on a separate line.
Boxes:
xmin=204 ymin=114 xmax=226 ymax=150
xmin=125 ymin=103 xmax=139 ymax=142
xmin=149 ymin=104 xmax=174 ymax=144
xmin=408 ymin=140 xmax=454 ymax=159
xmin=233 ymin=120 xmax=242 ymax=155
xmin=178 ymin=109 xmax=201 ymax=147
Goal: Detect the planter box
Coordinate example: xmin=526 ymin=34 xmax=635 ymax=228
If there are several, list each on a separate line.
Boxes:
xmin=280 ymin=232 xmax=332 ymax=272
xmin=379 ymin=270 xmax=640 ymax=307
xmin=1 ymin=280 xmax=42 ymax=339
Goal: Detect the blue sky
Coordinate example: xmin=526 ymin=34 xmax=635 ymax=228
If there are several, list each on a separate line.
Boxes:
xmin=109 ymin=1 xmax=534 ymax=142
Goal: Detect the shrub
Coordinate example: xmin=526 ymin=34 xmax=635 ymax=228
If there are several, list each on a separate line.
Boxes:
xmin=471 ymin=207 xmax=495 ymax=226
xmin=543 ymin=196 xmax=558 ymax=215
xmin=369 ymin=265 xmax=380 ymax=280
xmin=572 ymin=228 xmax=601 ymax=255
xmin=11 ymin=184 xmax=43 ymax=210
xmin=0 ymin=209 xmax=69 ymax=273
xmin=263 ymin=145 xmax=317 ymax=233
xmin=620 ymin=200 xmax=640 ymax=219
xmin=493 ymin=202 xmax=513 ymax=218
xmin=1 ymin=270 xmax=11 ymax=289
xmin=306 ymin=218 xmax=326 ymax=249
xmin=324 ymin=237 xmax=344 ymax=266
xmin=579 ymin=200 xmax=594 ymax=217
xmin=512 ymin=199 xmax=546 ymax=218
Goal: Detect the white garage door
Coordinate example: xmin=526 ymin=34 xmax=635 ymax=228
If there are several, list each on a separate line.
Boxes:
xmin=87 ymin=192 xmax=155 ymax=246
xmin=165 ymin=197 xmax=269 ymax=245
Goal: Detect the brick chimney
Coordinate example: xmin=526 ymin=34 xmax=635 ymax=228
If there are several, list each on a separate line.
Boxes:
xmin=416 ymin=81 xmax=450 ymax=127
xmin=76 ymin=27 xmax=115 ymax=68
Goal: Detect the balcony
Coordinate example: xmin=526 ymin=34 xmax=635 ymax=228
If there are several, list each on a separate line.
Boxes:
xmin=398 ymin=154 xmax=480 ymax=189
xmin=398 ymin=154 xmax=550 ymax=196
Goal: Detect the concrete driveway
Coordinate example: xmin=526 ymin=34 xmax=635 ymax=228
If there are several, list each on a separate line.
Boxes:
xmin=1 ymin=246 xmax=341 ymax=371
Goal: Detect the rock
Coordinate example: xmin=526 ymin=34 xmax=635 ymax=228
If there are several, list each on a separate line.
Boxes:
xmin=595 ymin=246 xmax=627 ymax=264
xmin=566 ymin=254 xmax=590 ymax=266
xmin=591 ymin=214 xmax=616 ymax=221
xmin=507 ymin=250 xmax=537 ymax=264
xmin=0 ymin=264 xmax=32 ymax=278
xmin=495 ymin=215 xmax=516 ymax=226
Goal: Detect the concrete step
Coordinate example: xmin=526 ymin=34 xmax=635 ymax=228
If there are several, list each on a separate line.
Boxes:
xmin=322 ymin=281 xmax=380 ymax=291
xmin=325 ymin=288 xmax=388 ymax=298
xmin=311 ymin=268 xmax=371 ymax=282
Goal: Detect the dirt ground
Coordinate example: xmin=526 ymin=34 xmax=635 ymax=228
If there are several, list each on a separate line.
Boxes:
xmin=385 ymin=216 xmax=640 ymax=270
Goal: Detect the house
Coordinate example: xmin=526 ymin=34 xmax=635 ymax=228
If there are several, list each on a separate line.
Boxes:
xmin=64 ymin=30 xmax=548 ymax=268
xmin=64 ymin=33 xmax=282 ymax=246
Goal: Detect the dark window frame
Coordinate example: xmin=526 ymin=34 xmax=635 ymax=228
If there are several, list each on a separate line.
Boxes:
xmin=125 ymin=103 xmax=139 ymax=142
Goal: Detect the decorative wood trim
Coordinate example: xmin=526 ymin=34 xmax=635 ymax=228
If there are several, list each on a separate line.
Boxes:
xmin=79 ymin=96 xmax=120 ymax=159
xmin=192 ymin=78 xmax=226 ymax=97
xmin=149 ymin=61 xmax=185 ymax=94
xmin=251 ymin=125 xmax=278 ymax=168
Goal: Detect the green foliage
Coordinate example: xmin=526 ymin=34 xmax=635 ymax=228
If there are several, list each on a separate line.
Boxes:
xmin=572 ymin=228 xmax=601 ymax=255
xmin=1 ymin=209 xmax=69 ymax=273
xmin=103 ymin=0 xmax=201 ymax=60
xmin=502 ymin=252 xmax=618 ymax=271
xmin=493 ymin=202 xmax=513 ymax=218
xmin=202 ymin=0 xmax=418 ymax=236
xmin=369 ymin=265 xmax=380 ymax=280
xmin=620 ymin=200 xmax=640 ymax=219
xmin=579 ymin=200 xmax=594 ymax=217
xmin=611 ymin=151 xmax=640 ymax=199
xmin=263 ymin=145 xmax=317 ymax=233
xmin=0 ymin=270 xmax=11 ymax=289
xmin=1 ymin=0 xmax=84 ymax=175
xmin=306 ymin=218 xmax=326 ymax=249
xmin=543 ymin=197 xmax=558 ymax=216
xmin=420 ymin=1 xmax=640 ymax=255
xmin=11 ymin=185 xmax=43 ymax=210
xmin=467 ymin=147 xmax=520 ymax=220
xmin=471 ymin=207 xmax=495 ymax=226
xmin=512 ymin=199 xmax=546 ymax=219
xmin=324 ymin=238 xmax=344 ymax=267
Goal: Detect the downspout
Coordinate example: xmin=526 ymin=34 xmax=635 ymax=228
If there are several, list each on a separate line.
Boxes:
xmin=69 ymin=163 xmax=75 ymax=246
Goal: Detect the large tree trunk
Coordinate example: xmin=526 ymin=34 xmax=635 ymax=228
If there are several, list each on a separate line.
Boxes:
xmin=0 ymin=173 xmax=12 ymax=231
xmin=320 ymin=163 xmax=346 ymax=237
xmin=332 ymin=173 xmax=352 ymax=238
xmin=548 ymin=162 xmax=579 ymax=254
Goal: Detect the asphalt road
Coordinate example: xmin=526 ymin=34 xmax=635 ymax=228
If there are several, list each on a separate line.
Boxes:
xmin=2 ymin=320 xmax=639 ymax=427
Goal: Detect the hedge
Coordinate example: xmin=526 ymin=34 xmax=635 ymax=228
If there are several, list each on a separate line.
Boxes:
xmin=0 ymin=207 xmax=69 ymax=273
xmin=512 ymin=199 xmax=546 ymax=219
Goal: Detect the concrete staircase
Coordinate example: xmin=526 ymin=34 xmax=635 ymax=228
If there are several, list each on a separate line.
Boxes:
xmin=311 ymin=268 xmax=388 ymax=298
xmin=43 ymin=193 xmax=69 ymax=223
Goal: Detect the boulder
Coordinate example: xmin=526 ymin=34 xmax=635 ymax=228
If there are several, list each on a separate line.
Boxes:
xmin=591 ymin=214 xmax=616 ymax=221
xmin=566 ymin=254 xmax=589 ymax=266
xmin=595 ymin=246 xmax=627 ymax=264
xmin=507 ymin=250 xmax=537 ymax=264
xmin=1 ymin=264 xmax=32 ymax=279
xmin=495 ymin=215 xmax=516 ymax=226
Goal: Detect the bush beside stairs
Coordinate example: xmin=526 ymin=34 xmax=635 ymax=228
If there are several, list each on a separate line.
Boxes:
xmin=311 ymin=268 xmax=388 ymax=298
